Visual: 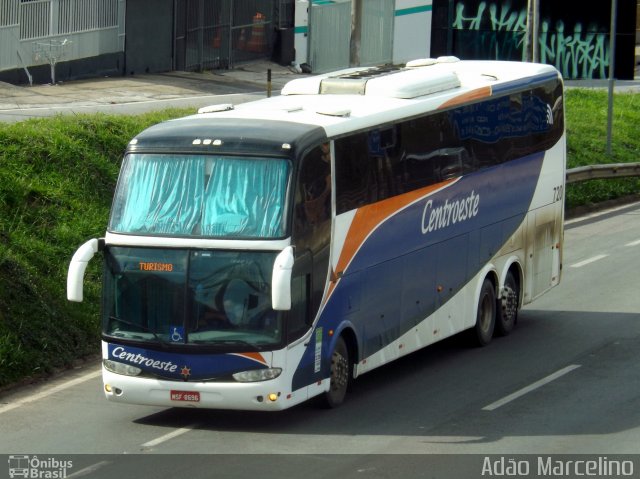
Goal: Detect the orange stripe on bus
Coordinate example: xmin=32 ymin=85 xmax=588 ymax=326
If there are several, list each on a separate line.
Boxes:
xmin=232 ymin=352 xmax=268 ymax=365
xmin=438 ymin=86 xmax=492 ymax=110
xmin=334 ymin=180 xmax=456 ymax=278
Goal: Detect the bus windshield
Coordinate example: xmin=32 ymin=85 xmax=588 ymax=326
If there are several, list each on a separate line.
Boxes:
xmin=103 ymin=247 xmax=283 ymax=349
xmin=109 ymin=153 xmax=290 ymax=238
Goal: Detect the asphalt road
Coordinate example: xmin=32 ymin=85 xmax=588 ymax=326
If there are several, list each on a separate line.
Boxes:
xmin=1 ymin=202 xmax=639 ymax=478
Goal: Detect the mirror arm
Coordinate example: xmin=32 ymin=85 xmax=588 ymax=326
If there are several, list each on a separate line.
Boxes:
xmin=272 ymin=246 xmax=294 ymax=311
xmin=67 ymin=238 xmax=103 ymax=302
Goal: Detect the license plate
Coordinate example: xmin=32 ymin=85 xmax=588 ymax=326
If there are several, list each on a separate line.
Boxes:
xmin=170 ymin=390 xmax=200 ymax=402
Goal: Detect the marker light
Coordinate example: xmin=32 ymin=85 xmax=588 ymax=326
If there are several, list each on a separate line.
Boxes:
xmin=232 ymin=368 xmax=282 ymax=382
xmin=197 ymin=103 xmax=234 ymax=114
xmin=103 ymin=359 xmax=142 ymax=377
xmin=267 ymin=393 xmax=279 ymax=402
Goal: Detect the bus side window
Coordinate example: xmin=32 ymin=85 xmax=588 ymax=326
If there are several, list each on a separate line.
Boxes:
xmin=298 ymin=144 xmax=331 ymax=226
xmin=334 ymin=134 xmax=374 ymax=214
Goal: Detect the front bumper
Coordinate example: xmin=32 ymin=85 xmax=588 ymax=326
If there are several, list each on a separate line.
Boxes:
xmin=102 ymin=368 xmax=306 ymax=411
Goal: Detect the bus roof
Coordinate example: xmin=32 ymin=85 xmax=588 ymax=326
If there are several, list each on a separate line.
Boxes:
xmin=132 ymin=59 xmax=562 ymax=149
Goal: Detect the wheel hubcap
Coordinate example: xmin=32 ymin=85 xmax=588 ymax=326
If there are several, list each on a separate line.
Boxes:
xmin=502 ymin=286 xmax=517 ymax=322
xmin=331 ymin=352 xmax=349 ymax=390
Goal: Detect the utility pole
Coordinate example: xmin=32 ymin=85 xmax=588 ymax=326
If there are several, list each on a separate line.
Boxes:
xmin=606 ymin=0 xmax=618 ymax=155
xmin=525 ymin=0 xmax=539 ymax=62
xmin=350 ymin=0 xmax=362 ymax=67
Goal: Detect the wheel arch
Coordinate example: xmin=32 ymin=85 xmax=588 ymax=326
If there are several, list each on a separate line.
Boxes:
xmin=336 ymin=325 xmax=358 ymax=370
xmin=475 ymin=265 xmax=499 ymax=305
xmin=470 ymin=264 xmax=499 ymax=329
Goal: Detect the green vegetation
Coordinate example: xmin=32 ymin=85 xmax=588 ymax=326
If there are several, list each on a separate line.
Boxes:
xmin=0 ymin=109 xmax=192 ymax=388
xmin=564 ymin=89 xmax=640 ymax=209
xmin=0 ymin=89 xmax=638 ymax=390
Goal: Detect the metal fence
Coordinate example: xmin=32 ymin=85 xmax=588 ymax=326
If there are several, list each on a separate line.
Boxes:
xmin=0 ymin=0 xmax=19 ymax=27
xmin=58 ymin=0 xmax=118 ymax=35
xmin=566 ymin=163 xmax=640 ymax=183
xmin=180 ymin=0 xmax=274 ymax=72
xmin=1 ymin=0 xmax=122 ymax=81
xmin=18 ymin=0 xmax=118 ymax=40
xmin=20 ymin=0 xmax=51 ymax=40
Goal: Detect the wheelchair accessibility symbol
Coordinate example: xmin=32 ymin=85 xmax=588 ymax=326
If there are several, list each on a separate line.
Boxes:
xmin=170 ymin=326 xmax=184 ymax=342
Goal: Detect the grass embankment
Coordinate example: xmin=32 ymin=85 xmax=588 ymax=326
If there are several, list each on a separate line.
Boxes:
xmin=0 ymin=89 xmax=638 ymax=389
xmin=0 ymin=109 xmax=192 ymax=388
xmin=565 ymin=89 xmax=640 ymax=209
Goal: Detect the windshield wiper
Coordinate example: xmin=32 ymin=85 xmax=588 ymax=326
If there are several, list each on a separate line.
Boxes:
xmin=108 ymin=316 xmax=171 ymax=346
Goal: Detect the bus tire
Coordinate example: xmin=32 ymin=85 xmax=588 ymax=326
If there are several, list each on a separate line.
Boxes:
xmin=322 ymin=336 xmax=351 ymax=408
xmin=496 ymin=271 xmax=519 ymax=336
xmin=472 ymin=278 xmax=496 ymax=346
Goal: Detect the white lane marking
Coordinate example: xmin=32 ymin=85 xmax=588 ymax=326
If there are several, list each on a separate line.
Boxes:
xmin=482 ymin=364 xmax=581 ymax=411
xmin=67 ymin=461 xmax=111 ymax=478
xmin=0 ymin=368 xmax=102 ymax=415
xmin=570 ymin=254 xmax=608 ymax=268
xmin=142 ymin=424 xmax=198 ymax=448
xmin=625 ymin=239 xmax=640 ymax=247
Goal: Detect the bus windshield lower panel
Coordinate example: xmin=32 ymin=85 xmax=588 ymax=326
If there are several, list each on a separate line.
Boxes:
xmin=103 ymin=247 xmax=283 ymax=350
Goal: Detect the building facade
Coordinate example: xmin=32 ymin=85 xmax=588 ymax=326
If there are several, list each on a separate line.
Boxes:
xmin=0 ymin=0 xmax=637 ymax=85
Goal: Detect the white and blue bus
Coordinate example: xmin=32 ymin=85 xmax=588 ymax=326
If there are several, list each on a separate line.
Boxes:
xmin=67 ymin=58 xmax=565 ymax=410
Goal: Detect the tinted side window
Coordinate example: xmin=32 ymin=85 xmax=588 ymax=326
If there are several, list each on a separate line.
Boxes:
xmin=333 ymin=78 xmax=563 ymax=213
xmin=334 ymin=134 xmax=374 ymax=214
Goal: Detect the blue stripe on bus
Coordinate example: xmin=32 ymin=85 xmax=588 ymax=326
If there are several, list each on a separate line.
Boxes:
xmin=490 ymin=71 xmax=560 ymax=96
xmin=292 ymin=151 xmax=544 ymax=389
xmin=348 ymin=153 xmax=542 ymax=273
xmin=107 ymin=343 xmax=267 ymax=381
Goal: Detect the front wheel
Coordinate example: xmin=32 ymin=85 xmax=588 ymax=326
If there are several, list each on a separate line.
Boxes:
xmin=471 ymin=278 xmax=496 ymax=346
xmin=322 ymin=336 xmax=351 ymax=408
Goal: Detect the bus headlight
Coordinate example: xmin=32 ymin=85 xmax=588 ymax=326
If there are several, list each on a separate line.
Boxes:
xmin=103 ymin=359 xmax=142 ymax=377
xmin=232 ymin=368 xmax=282 ymax=382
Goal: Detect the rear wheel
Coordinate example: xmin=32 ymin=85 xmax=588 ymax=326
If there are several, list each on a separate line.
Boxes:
xmin=322 ymin=336 xmax=351 ymax=408
xmin=472 ymin=278 xmax=496 ymax=346
xmin=496 ymin=271 xmax=519 ymax=336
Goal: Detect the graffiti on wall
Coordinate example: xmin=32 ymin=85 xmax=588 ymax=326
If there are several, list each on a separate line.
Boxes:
xmin=452 ymin=2 xmax=528 ymax=60
xmin=538 ymin=20 xmax=608 ymax=79
xmin=451 ymin=1 xmax=610 ymax=79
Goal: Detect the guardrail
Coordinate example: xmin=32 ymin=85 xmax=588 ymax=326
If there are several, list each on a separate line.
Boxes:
xmin=566 ymin=162 xmax=640 ymax=184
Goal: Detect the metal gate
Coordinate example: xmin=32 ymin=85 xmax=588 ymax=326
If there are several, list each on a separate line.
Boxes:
xmin=308 ymin=0 xmax=350 ymax=73
xmin=360 ymin=0 xmax=393 ymax=67
xmin=308 ymin=0 xmax=394 ymax=74
xmin=175 ymin=0 xmax=274 ymax=71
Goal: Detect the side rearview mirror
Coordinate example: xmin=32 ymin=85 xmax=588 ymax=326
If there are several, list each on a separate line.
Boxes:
xmin=271 ymin=246 xmax=294 ymax=310
xmin=67 ymin=238 xmax=101 ymax=302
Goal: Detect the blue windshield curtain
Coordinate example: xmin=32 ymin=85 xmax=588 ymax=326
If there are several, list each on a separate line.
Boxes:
xmin=202 ymin=158 xmax=288 ymax=237
xmin=112 ymin=155 xmax=204 ymax=234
